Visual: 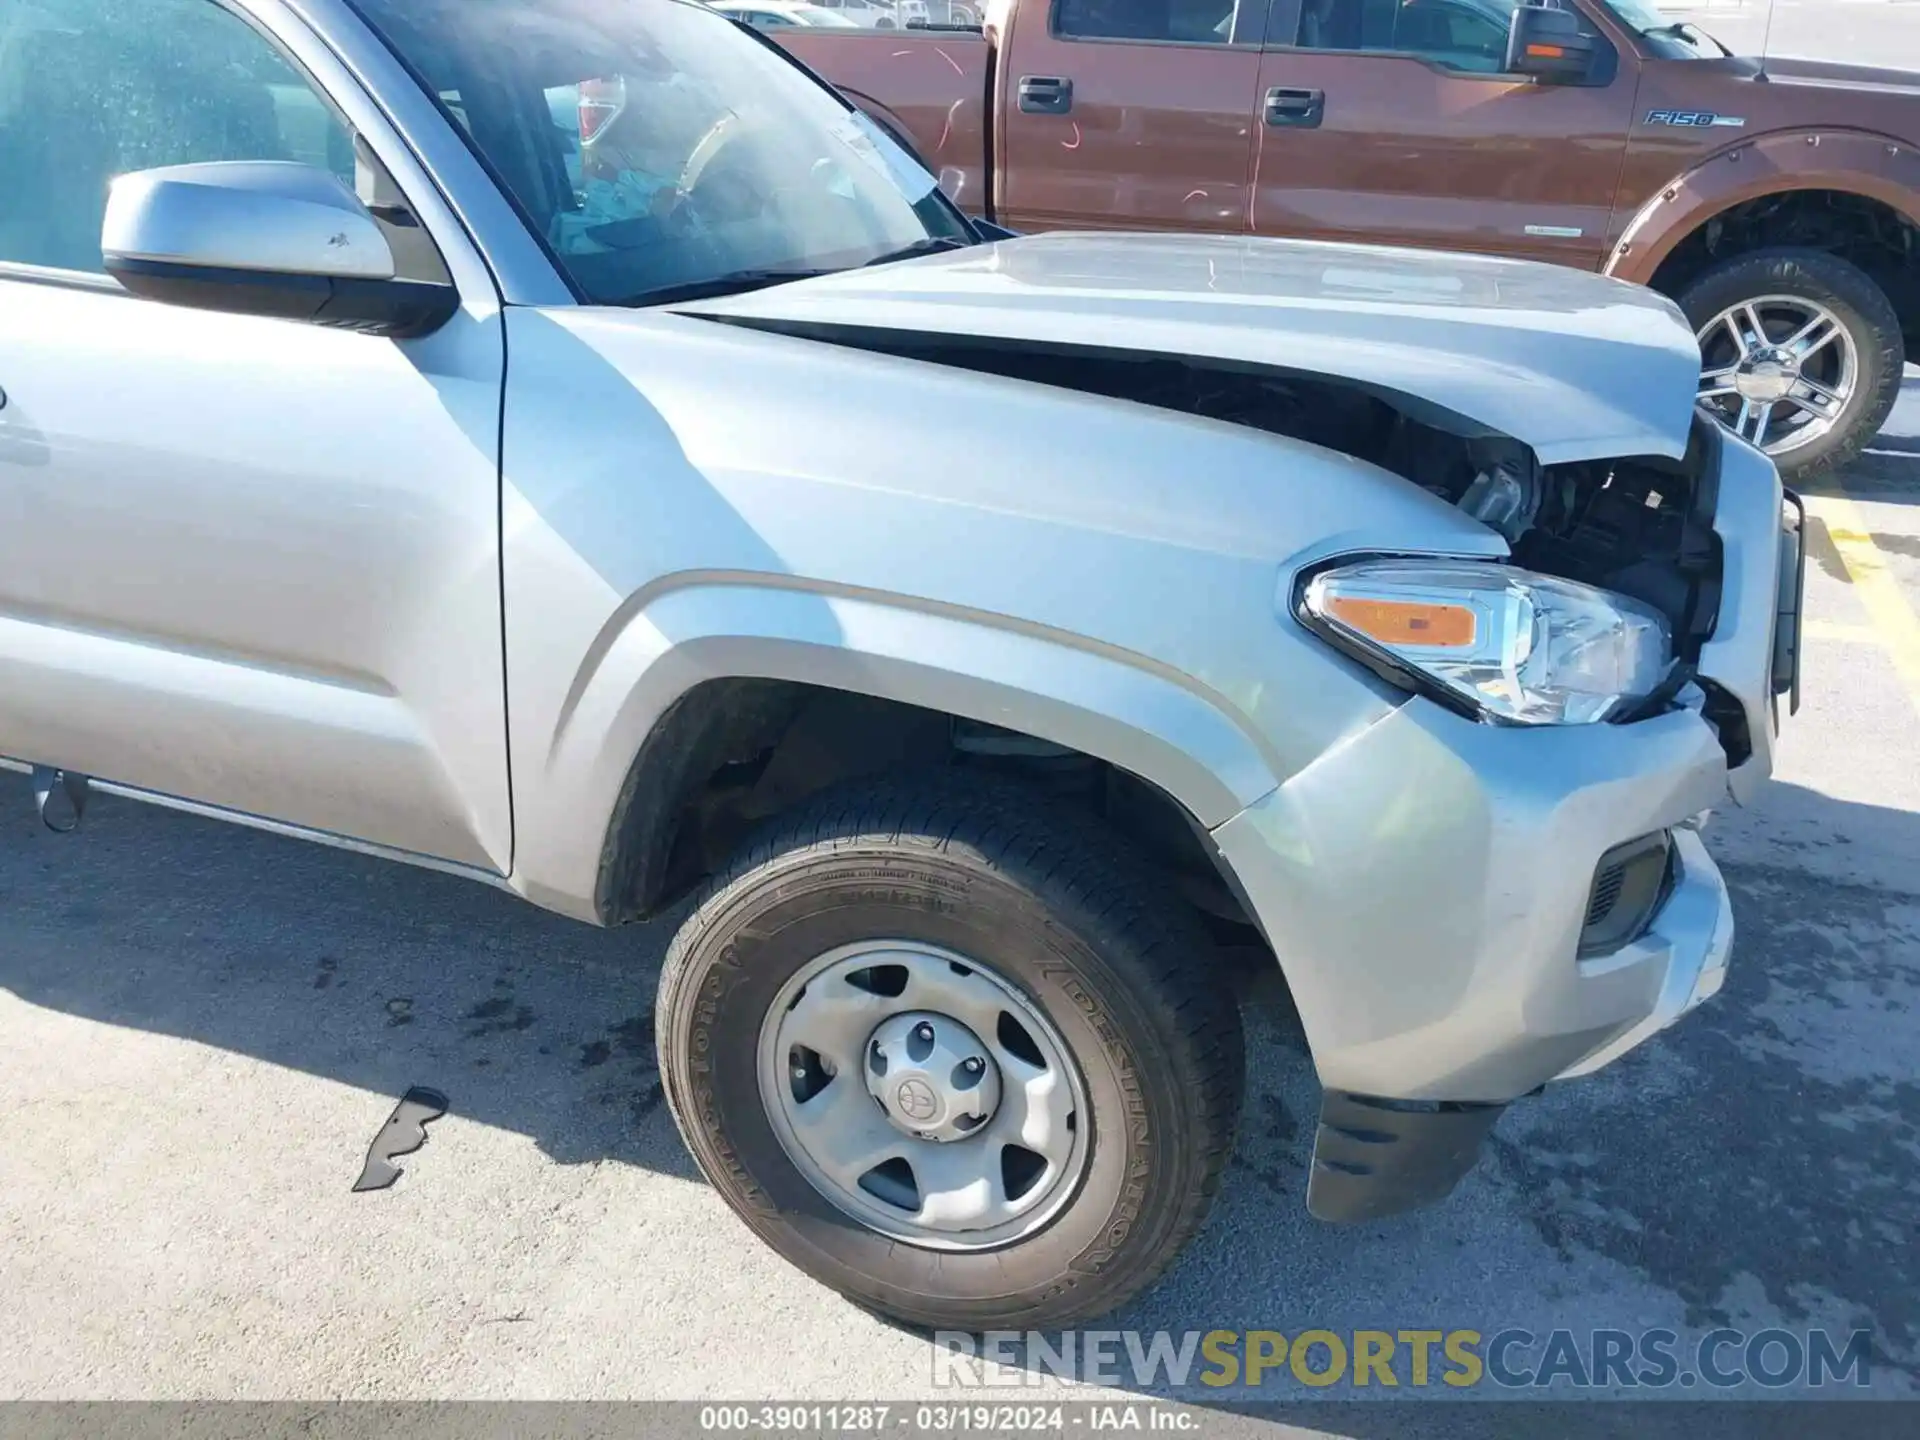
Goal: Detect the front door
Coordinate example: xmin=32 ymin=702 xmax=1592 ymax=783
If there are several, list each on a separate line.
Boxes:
xmin=996 ymin=0 xmax=1271 ymax=234
xmin=0 ymin=0 xmax=511 ymax=869
xmin=1251 ymin=0 xmax=1640 ymax=269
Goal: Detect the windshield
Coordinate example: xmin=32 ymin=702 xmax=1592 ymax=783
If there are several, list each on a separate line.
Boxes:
xmin=349 ymin=0 xmax=972 ymax=304
xmin=1603 ymin=0 xmax=1722 ymax=58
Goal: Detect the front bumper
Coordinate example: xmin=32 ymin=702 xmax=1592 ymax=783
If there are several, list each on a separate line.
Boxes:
xmin=1212 ymin=425 xmax=1791 ymax=1223
xmin=1298 ymin=826 xmax=1731 ymax=1224
xmin=1552 ymin=825 xmax=1733 ymax=1079
xmin=1297 ymin=829 xmax=1735 ymax=1221
xmin=1210 ymin=423 xmax=1786 ymax=1106
xmin=1210 ymin=698 xmax=1737 ymax=1103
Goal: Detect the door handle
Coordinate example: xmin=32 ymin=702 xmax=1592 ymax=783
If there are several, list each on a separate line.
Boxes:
xmin=1264 ymin=87 xmax=1324 ymax=128
xmin=1017 ymin=76 xmax=1073 ymax=116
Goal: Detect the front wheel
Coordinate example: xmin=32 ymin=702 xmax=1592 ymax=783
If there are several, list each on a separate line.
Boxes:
xmin=1681 ymin=247 xmax=1904 ymax=483
xmin=655 ymin=774 xmax=1245 ymax=1330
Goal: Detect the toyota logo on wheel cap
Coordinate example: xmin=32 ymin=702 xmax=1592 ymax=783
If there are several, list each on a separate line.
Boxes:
xmin=894 ymin=1077 xmax=940 ymax=1123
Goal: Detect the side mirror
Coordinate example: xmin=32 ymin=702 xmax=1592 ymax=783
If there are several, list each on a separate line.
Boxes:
xmin=101 ymin=161 xmax=456 ymax=338
xmin=1505 ymin=4 xmax=1598 ymax=82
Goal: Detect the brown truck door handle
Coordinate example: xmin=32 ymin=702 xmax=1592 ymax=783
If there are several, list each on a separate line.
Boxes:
xmin=1265 ymin=87 xmax=1324 ymax=128
xmin=1018 ymin=76 xmax=1073 ymax=116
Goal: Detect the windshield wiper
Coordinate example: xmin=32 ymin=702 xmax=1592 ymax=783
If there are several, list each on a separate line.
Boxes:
xmin=616 ymin=268 xmax=835 ymax=308
xmin=859 ymin=236 xmax=975 ymax=268
xmin=620 ymin=237 xmax=974 ymax=307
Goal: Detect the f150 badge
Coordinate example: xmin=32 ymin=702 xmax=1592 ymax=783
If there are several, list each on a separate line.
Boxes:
xmin=1645 ymin=109 xmax=1746 ymax=128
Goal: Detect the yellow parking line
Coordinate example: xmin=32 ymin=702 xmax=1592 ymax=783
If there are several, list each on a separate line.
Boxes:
xmin=1802 ymin=491 xmax=1920 ymax=721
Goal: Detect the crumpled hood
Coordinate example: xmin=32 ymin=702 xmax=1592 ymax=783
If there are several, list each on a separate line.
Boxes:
xmin=675 ymin=232 xmax=1702 ymax=467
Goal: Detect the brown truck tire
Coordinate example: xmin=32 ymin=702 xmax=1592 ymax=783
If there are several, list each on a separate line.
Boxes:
xmin=1679 ymin=247 xmax=1904 ymax=484
xmin=654 ymin=772 xmax=1245 ymax=1329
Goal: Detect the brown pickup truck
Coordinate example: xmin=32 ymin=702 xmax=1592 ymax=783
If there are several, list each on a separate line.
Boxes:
xmin=775 ymin=0 xmax=1920 ymax=481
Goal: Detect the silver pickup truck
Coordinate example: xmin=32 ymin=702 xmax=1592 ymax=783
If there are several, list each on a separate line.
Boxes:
xmin=0 ymin=0 xmax=1801 ymax=1329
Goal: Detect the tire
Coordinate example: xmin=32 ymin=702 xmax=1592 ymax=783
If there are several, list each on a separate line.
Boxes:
xmin=655 ymin=772 xmax=1245 ymax=1330
xmin=1678 ymin=247 xmax=1903 ymax=484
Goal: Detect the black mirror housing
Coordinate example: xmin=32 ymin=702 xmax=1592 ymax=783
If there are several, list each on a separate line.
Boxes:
xmin=1505 ymin=4 xmax=1599 ymax=82
xmin=106 ymin=260 xmax=459 ymax=338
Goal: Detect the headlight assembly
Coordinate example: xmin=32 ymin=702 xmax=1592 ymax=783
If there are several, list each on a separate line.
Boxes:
xmin=1300 ymin=559 xmax=1673 ymax=725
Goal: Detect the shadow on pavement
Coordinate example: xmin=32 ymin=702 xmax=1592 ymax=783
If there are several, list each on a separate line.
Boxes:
xmin=0 ymin=772 xmax=699 ymax=1182
xmin=1843 ymin=375 xmax=1920 ymax=499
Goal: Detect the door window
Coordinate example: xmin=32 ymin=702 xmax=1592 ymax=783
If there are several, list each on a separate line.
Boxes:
xmin=1053 ymin=0 xmax=1242 ymax=45
xmin=1293 ymin=0 xmax=1587 ymax=73
xmin=0 ymin=0 xmax=439 ymax=279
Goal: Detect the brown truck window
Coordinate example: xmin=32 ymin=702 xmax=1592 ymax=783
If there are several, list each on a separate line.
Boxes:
xmin=1293 ymin=0 xmax=1559 ymax=72
xmin=1054 ymin=0 xmax=1239 ymax=45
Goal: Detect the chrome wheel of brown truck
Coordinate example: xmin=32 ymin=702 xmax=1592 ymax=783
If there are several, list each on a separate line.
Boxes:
xmin=1683 ymin=248 xmax=1903 ymax=483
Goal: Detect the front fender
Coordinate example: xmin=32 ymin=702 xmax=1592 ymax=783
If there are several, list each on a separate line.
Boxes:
xmin=1608 ymin=127 xmax=1920 ymax=286
xmin=497 ymin=305 xmax=1485 ymax=924
xmin=508 ymin=578 xmax=1281 ymax=922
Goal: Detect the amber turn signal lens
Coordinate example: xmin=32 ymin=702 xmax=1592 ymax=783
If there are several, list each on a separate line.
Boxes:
xmin=1323 ymin=596 xmax=1477 ymax=649
xmin=1301 ymin=559 xmax=1671 ymax=724
xmin=1526 ymin=43 xmax=1567 ymax=58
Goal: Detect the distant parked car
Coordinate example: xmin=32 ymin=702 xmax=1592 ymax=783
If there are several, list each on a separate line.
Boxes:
xmin=810 ymin=0 xmax=903 ymax=25
xmin=711 ymin=1 xmax=862 ymax=28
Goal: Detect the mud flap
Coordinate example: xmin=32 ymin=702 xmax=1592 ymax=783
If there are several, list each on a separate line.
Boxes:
xmin=1306 ymin=1091 xmax=1506 ymax=1223
xmin=29 ymin=766 xmax=91 ymax=833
